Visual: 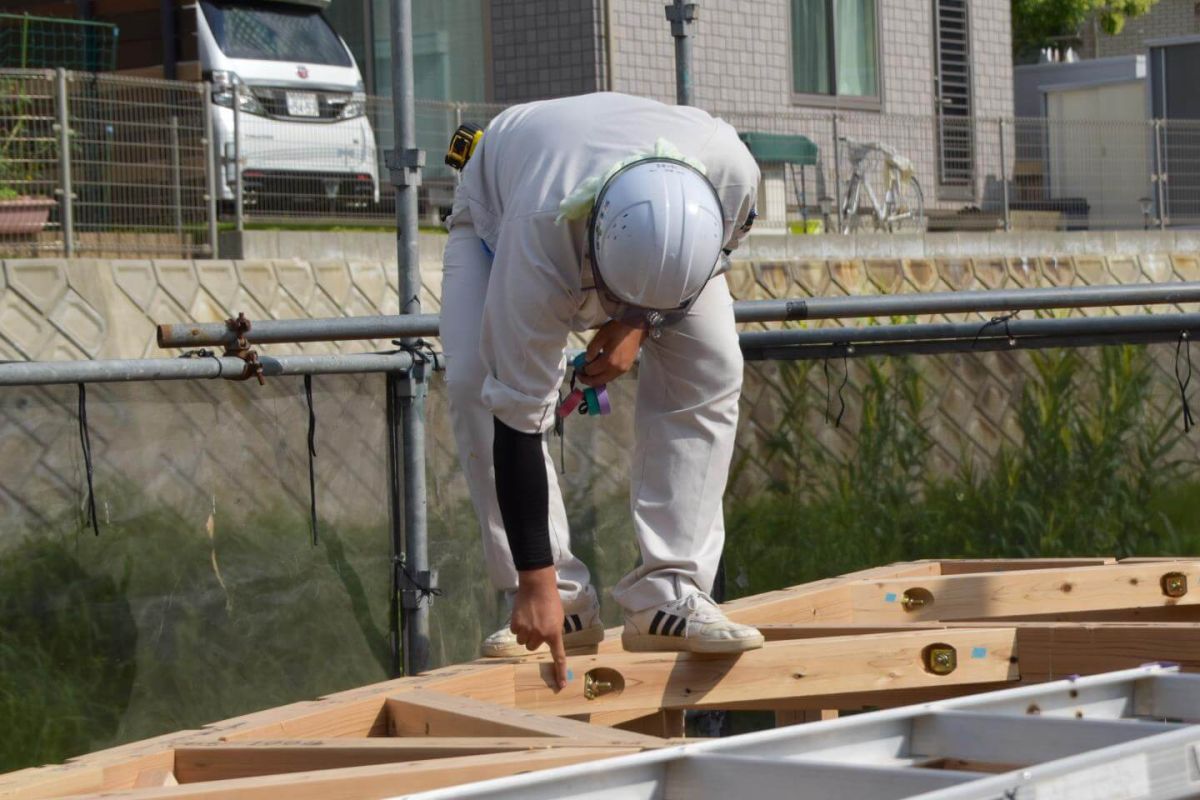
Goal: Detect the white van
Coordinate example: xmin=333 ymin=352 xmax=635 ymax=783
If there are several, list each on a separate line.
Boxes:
xmin=194 ymin=0 xmax=379 ymax=209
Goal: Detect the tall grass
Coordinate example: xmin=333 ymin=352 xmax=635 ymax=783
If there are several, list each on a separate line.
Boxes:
xmin=724 ymin=346 xmax=1200 ymax=597
xmin=0 ymin=501 xmax=392 ymax=773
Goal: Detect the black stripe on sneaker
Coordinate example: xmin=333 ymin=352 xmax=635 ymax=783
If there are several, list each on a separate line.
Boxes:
xmin=563 ymin=616 xmax=575 ymax=634
xmin=671 ymin=616 xmax=687 ymax=637
xmin=571 ymin=614 xmax=582 ymax=632
xmin=649 ymin=610 xmax=667 ymax=635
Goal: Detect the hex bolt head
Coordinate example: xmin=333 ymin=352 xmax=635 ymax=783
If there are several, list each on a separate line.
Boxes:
xmin=1161 ymin=572 xmax=1189 ymax=599
xmin=923 ymin=643 xmax=957 ymax=676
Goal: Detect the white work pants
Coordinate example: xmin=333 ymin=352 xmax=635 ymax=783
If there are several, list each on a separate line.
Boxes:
xmin=441 ymin=223 xmax=743 ymax=613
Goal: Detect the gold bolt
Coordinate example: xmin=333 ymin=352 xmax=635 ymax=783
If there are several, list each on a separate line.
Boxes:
xmin=1161 ymin=572 xmax=1189 ymax=599
xmin=901 ymin=588 xmax=934 ymax=612
xmin=584 ymin=673 xmax=613 ymax=700
xmin=923 ymin=644 xmax=957 ymax=676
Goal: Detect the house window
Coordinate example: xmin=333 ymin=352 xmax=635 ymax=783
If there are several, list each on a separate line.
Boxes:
xmin=791 ymin=0 xmax=879 ymax=102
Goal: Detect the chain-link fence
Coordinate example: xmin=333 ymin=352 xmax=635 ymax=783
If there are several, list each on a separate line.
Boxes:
xmin=0 ymin=68 xmax=212 ymax=259
xmin=0 ymin=14 xmax=118 ymax=72
xmin=6 ymin=68 xmax=1200 ymax=256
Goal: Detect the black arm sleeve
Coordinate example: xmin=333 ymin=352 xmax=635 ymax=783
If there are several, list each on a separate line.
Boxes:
xmin=492 ymin=417 xmax=553 ymax=571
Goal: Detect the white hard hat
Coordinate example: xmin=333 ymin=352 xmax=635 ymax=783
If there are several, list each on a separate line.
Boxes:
xmin=588 ymin=158 xmax=725 ymax=331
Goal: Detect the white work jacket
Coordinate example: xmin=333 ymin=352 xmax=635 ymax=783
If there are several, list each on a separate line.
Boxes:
xmin=448 ymin=92 xmax=760 ymax=435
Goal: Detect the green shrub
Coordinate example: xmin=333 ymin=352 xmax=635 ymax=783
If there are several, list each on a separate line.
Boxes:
xmin=725 ymin=346 xmax=1200 ymax=597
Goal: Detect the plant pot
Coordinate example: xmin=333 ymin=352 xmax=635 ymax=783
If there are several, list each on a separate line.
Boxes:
xmin=0 ymin=196 xmax=57 ymax=234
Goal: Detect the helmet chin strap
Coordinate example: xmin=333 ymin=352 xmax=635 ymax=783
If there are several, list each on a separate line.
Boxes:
xmin=644 ymin=310 xmax=666 ymax=339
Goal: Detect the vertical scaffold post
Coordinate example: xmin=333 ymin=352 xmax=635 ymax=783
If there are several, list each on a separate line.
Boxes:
xmin=665 ymin=0 xmax=697 ymax=106
xmin=389 ymin=0 xmax=432 ymax=676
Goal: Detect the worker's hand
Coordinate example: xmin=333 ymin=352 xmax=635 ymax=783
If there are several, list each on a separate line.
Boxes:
xmin=511 ymin=565 xmax=568 ymax=690
xmin=579 ymin=320 xmax=648 ymax=387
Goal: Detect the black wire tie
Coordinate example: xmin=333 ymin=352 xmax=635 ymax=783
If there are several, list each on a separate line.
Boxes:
xmin=1176 ymin=331 xmax=1195 ymax=434
xmin=972 ymin=311 xmax=1019 ymax=349
xmin=77 ymin=383 xmax=100 ymax=537
xmin=304 ymin=374 xmax=319 ymax=545
xmin=835 ymin=351 xmax=850 ymax=428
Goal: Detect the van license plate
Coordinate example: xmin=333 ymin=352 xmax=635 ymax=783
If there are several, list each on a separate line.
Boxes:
xmin=286 ymin=92 xmax=319 ymax=117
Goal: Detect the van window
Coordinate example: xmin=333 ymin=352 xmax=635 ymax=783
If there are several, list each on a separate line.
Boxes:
xmin=201 ymin=1 xmax=352 ymax=66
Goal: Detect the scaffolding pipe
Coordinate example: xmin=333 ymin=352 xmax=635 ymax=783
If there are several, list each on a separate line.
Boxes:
xmin=156 ymin=283 xmax=1200 ymax=349
xmin=665 ymin=0 xmax=696 ymax=106
xmin=738 ymin=312 xmax=1200 ymax=349
xmin=157 ymin=314 xmax=441 ymax=349
xmin=743 ymin=328 xmax=1198 ymax=362
xmin=731 ymin=282 xmax=1200 ymax=323
xmin=0 ymin=352 xmax=415 ymax=387
xmin=388 ymin=0 xmax=431 ymax=676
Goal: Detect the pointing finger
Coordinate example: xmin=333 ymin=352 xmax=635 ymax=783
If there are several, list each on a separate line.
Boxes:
xmin=549 ymin=631 xmax=568 ymax=690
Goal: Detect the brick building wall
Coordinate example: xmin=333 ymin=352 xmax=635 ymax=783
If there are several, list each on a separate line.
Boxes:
xmin=493 ymin=0 xmax=1013 ymax=209
xmin=1081 ymin=0 xmax=1200 ymax=58
xmin=600 ymin=0 xmax=1012 ymax=119
xmin=488 ymin=0 xmax=607 ymax=102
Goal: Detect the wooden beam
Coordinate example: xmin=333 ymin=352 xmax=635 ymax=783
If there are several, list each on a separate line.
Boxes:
xmin=719 ymin=562 xmax=943 ymax=627
xmin=849 ymin=561 xmax=1200 ymax=623
xmin=774 ymin=708 xmax=838 ymax=727
xmin=0 ymin=740 xmax=190 ymax=799
xmin=613 ymin=710 xmax=686 ymax=738
xmin=384 ymin=690 xmax=664 ymax=744
xmin=936 ymin=558 xmax=1116 ymax=575
xmin=718 ymin=681 xmax=1017 ymax=712
xmin=475 ymin=628 xmax=1019 ymax=717
xmin=132 ymin=770 xmax=177 ymax=789
xmin=758 ymin=621 xmax=1200 ymax=683
xmin=975 ymin=605 xmax=1200 ymax=623
xmin=55 ymin=748 xmax=639 ymax=800
xmin=1013 ymin=622 xmax=1200 ymax=680
xmin=210 ymin=663 xmax=519 ymax=743
xmin=172 ymin=737 xmax=651 ymax=783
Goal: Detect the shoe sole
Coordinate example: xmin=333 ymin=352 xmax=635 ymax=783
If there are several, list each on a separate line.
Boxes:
xmin=621 ymin=631 xmax=766 ymax=654
xmin=482 ymin=624 xmax=605 ymax=658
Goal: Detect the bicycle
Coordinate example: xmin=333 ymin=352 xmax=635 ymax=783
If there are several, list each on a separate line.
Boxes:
xmin=837 ymin=137 xmax=925 ymax=234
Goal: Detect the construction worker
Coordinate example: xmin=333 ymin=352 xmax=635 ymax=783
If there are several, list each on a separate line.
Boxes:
xmin=441 ymin=92 xmax=763 ymax=688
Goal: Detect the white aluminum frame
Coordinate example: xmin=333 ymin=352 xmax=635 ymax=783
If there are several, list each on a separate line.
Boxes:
xmin=400 ymin=665 xmax=1200 ymax=800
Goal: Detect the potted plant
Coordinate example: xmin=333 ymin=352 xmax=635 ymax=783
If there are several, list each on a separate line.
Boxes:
xmin=0 ymin=185 xmax=56 ymax=234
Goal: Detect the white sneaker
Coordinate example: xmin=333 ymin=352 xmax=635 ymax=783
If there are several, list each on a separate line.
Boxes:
xmin=622 ymin=592 xmax=765 ymax=654
xmin=481 ymin=585 xmax=605 ymax=658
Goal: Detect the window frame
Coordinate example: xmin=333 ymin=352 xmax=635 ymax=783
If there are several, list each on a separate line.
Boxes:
xmin=788 ymin=0 xmax=885 ymax=111
xmin=931 ymin=0 xmax=976 ymax=201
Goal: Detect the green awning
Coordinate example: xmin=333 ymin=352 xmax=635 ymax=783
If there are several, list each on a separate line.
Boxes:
xmin=738 ymin=132 xmax=819 ymax=165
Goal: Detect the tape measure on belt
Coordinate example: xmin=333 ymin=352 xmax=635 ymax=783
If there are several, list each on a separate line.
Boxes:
xmin=445 ymin=123 xmax=484 ymax=171
xmin=557 ymin=353 xmax=611 ymax=419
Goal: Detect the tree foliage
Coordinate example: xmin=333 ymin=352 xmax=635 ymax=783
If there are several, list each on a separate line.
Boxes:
xmin=1013 ymin=0 xmax=1161 ymax=57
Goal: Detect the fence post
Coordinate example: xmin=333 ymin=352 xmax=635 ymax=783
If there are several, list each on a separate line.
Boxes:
xmin=54 ymin=68 xmax=75 ymax=257
xmin=999 ymin=118 xmax=1011 ymax=232
xmin=202 ymin=82 xmax=219 ymax=258
xmin=169 ymin=115 xmax=183 ymax=245
xmin=831 ymin=112 xmax=843 ymax=234
xmin=1153 ymin=118 xmax=1167 ymax=231
xmin=233 ymin=81 xmax=244 ymax=232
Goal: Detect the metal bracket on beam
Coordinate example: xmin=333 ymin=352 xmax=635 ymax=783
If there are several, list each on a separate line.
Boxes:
xmin=664 ymin=1 xmax=697 ymax=36
xmin=386 ymin=148 xmax=425 ymax=188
